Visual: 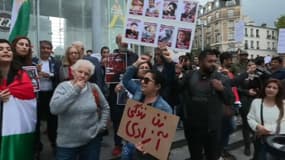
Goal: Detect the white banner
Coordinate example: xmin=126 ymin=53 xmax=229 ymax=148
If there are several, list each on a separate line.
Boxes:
xmin=123 ymin=0 xmax=199 ymax=52
xmin=234 ymin=20 xmax=245 ymax=43
xmin=277 ymin=28 xmax=285 ymax=54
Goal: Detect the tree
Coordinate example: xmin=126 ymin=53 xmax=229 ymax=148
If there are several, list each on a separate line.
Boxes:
xmin=275 ymin=15 xmax=285 ymax=31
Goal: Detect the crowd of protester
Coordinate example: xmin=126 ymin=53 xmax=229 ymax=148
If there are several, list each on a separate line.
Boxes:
xmin=0 ymin=35 xmax=285 ymax=160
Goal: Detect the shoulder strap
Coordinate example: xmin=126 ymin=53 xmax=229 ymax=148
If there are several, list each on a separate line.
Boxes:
xmin=260 ymin=99 xmax=264 ymax=125
xmin=91 ymin=84 xmax=100 ymax=107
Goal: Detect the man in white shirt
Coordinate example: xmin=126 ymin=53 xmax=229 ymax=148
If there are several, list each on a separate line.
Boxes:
xmin=32 ymin=40 xmax=60 ymax=156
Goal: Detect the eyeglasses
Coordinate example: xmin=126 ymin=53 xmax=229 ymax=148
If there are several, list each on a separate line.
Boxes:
xmin=141 ymin=77 xmax=154 ymax=84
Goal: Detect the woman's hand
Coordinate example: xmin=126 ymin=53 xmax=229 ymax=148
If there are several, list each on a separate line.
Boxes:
xmin=73 ymin=80 xmax=86 ymax=89
xmin=133 ymin=57 xmax=147 ymax=68
xmin=114 ymin=83 xmax=124 ymax=93
xmin=0 ymin=89 xmax=11 ymax=102
xmin=256 ymin=124 xmax=270 ymax=136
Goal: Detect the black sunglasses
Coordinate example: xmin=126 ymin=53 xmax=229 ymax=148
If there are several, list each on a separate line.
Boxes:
xmin=141 ymin=77 xmax=154 ymax=84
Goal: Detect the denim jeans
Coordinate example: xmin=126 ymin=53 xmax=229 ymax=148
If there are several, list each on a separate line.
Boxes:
xmin=56 ymin=135 xmax=102 ymax=160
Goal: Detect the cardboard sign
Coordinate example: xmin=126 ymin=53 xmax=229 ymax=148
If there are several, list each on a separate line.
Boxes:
xmin=123 ymin=0 xmax=199 ymax=52
xmin=117 ymin=99 xmax=179 ymax=160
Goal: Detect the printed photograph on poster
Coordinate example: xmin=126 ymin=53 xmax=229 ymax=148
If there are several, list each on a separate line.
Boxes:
xmin=180 ymin=0 xmax=197 ymax=23
xmin=125 ymin=18 xmax=141 ymax=40
xmin=162 ymin=0 xmax=178 ymax=20
xmin=129 ymin=0 xmax=144 ymax=15
xmin=175 ymin=28 xmax=191 ymax=49
xmin=158 ymin=24 xmax=175 ymax=47
xmin=116 ymin=88 xmax=129 ymax=105
xmin=145 ymin=0 xmax=162 ymax=17
xmin=105 ymin=53 xmax=127 ymax=83
xmin=141 ymin=22 xmax=157 ymax=44
xmin=22 ymin=66 xmax=40 ymax=92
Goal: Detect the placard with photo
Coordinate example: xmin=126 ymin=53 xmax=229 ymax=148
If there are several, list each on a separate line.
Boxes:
xmin=141 ymin=22 xmax=158 ymax=44
xmin=162 ymin=0 xmax=178 ymax=20
xmin=129 ymin=0 xmax=145 ymax=15
xmin=125 ymin=18 xmax=141 ymax=40
xmin=158 ymin=24 xmax=175 ymax=47
xmin=175 ymin=28 xmax=192 ymax=49
xmin=145 ymin=0 xmax=162 ymax=17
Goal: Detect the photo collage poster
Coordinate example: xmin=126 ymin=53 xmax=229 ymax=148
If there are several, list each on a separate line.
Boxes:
xmin=123 ymin=0 xmax=199 ymax=52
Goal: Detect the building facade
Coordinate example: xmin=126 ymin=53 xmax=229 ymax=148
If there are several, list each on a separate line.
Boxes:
xmin=193 ymin=0 xmax=278 ymax=57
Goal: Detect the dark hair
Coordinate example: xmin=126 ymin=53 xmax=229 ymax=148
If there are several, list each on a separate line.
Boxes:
xmin=145 ymin=69 xmax=164 ymax=93
xmin=86 ymin=50 xmax=93 ymax=53
xmin=40 ymin=40 xmax=53 ymax=49
xmin=169 ymin=2 xmax=177 ymax=10
xmin=260 ymin=79 xmax=284 ymax=124
xmin=11 ymin=36 xmax=33 ymax=66
xmin=0 ymin=39 xmax=22 ymax=84
xmin=219 ymin=52 xmax=232 ymax=64
xmin=100 ymin=46 xmax=110 ymax=55
xmin=130 ymin=22 xmax=138 ymax=26
xmin=138 ymin=61 xmax=153 ymax=70
xmin=254 ymin=56 xmax=264 ymax=66
xmin=271 ymin=56 xmax=283 ymax=64
xmin=198 ymin=49 xmax=219 ymax=61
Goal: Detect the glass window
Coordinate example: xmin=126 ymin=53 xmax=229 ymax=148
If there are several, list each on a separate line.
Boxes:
xmin=256 ymin=29 xmax=259 ymax=37
xmin=227 ymin=10 xmax=234 ymax=17
xmin=245 ymin=28 xmax=248 ymax=36
xmin=256 ymin=41 xmax=259 ymax=49
xmin=245 ymin=40 xmax=248 ymax=49
xmin=251 ymin=40 xmax=254 ymax=48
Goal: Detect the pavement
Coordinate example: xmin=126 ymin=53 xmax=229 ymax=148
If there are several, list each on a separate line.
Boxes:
xmin=39 ymin=121 xmax=254 ymax=160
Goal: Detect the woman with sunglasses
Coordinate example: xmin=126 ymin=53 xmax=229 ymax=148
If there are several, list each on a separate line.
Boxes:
xmin=247 ymin=79 xmax=285 ymax=160
xmin=122 ymin=57 xmax=172 ymax=159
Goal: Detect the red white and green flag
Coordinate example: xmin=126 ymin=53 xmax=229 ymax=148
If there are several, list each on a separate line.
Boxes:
xmin=8 ymin=0 xmax=31 ymax=42
xmin=0 ymin=71 xmax=37 ymax=160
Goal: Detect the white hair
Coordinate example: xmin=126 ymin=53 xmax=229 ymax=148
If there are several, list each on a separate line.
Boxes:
xmin=71 ymin=59 xmax=95 ymax=76
xmin=72 ymin=41 xmax=84 ymax=48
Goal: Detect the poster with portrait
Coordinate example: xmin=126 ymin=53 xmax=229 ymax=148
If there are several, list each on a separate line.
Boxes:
xmin=123 ymin=0 xmax=198 ymax=52
xmin=129 ymin=0 xmax=145 ymax=15
xmin=141 ymin=22 xmax=157 ymax=43
xmin=145 ymin=0 xmax=162 ymax=17
xmin=22 ymin=66 xmax=40 ymax=92
xmin=162 ymin=0 xmax=178 ymax=20
xmin=105 ymin=53 xmax=127 ymax=83
xmin=175 ymin=28 xmax=191 ymax=49
xmin=125 ymin=18 xmax=141 ymax=40
xmin=158 ymin=25 xmax=175 ymax=47
xmin=179 ymin=0 xmax=197 ymax=23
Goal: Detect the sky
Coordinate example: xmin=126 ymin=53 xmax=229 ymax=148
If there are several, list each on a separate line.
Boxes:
xmin=196 ymin=0 xmax=285 ymax=27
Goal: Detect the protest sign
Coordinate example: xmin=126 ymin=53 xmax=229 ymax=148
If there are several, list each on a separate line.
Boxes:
xmin=118 ymin=99 xmax=179 ymax=160
xmin=123 ymin=0 xmax=198 ymax=52
xmin=105 ymin=53 xmax=128 ymax=83
xmin=22 ymin=66 xmax=40 ymax=92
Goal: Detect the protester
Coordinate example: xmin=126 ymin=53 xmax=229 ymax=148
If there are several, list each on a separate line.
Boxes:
xmin=178 ymin=49 xmax=233 ymax=160
xmin=32 ymin=40 xmax=60 ymax=155
xmin=11 ymin=36 xmax=33 ymax=66
xmin=50 ymin=59 xmax=110 ymax=160
xmin=109 ymin=34 xmax=138 ymax=156
xmin=122 ymin=57 xmax=172 ymax=159
xmin=270 ymin=56 xmax=285 ymax=80
xmin=58 ymin=46 xmax=81 ymax=82
xmin=247 ymin=79 xmax=285 ymax=160
xmin=0 ymin=39 xmax=37 ymax=160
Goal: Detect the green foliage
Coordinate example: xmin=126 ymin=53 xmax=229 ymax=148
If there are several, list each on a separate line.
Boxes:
xmin=275 ymin=15 xmax=285 ymax=30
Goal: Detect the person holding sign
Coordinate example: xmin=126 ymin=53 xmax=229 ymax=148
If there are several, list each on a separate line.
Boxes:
xmin=122 ymin=56 xmax=173 ymax=159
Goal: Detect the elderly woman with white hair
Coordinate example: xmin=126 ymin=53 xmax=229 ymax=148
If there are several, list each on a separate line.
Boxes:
xmin=50 ymin=59 xmax=110 ymax=160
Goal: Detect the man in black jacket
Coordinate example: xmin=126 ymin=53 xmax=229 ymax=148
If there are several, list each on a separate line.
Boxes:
xmin=179 ymin=49 xmax=233 ymax=160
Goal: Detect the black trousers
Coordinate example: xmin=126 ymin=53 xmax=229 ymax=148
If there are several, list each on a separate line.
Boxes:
xmin=35 ymin=91 xmax=57 ymax=151
xmin=187 ymin=127 xmax=221 ymax=160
